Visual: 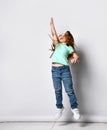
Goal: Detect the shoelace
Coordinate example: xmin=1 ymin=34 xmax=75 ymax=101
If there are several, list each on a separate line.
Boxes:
xmin=73 ymin=109 xmax=79 ymax=113
xmin=74 ymin=109 xmax=80 ymax=114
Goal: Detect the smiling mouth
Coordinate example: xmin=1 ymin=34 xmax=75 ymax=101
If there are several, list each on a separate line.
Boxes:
xmin=59 ymin=37 xmax=63 ymax=40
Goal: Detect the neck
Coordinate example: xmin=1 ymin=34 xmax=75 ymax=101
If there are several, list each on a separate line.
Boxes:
xmin=62 ymin=42 xmax=66 ymax=44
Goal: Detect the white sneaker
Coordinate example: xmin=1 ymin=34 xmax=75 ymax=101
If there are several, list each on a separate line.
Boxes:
xmin=71 ymin=108 xmax=81 ymax=120
xmin=54 ymin=107 xmax=64 ymax=120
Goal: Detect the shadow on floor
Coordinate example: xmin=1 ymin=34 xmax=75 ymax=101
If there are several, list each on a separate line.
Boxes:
xmin=57 ymin=121 xmax=91 ymax=127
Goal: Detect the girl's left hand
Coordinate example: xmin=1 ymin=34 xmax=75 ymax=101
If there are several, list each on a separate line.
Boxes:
xmin=71 ymin=52 xmax=80 ymax=64
xmin=69 ymin=58 xmax=79 ymax=64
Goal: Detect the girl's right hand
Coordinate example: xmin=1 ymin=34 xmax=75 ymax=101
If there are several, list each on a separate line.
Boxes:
xmin=50 ymin=17 xmax=54 ymax=25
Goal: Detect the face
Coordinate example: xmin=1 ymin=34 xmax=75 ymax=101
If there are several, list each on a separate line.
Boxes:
xmin=58 ymin=32 xmax=67 ymax=43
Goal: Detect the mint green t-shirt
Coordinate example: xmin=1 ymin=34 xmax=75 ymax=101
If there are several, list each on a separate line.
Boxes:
xmin=52 ymin=43 xmax=74 ymax=65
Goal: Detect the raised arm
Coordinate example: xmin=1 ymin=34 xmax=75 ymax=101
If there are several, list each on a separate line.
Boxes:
xmin=50 ymin=17 xmax=59 ymax=44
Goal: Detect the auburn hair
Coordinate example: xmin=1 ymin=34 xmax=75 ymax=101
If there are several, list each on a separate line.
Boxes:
xmin=64 ymin=31 xmax=77 ymax=60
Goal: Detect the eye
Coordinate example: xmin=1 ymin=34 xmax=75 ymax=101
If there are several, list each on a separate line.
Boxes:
xmin=59 ymin=34 xmax=61 ymax=37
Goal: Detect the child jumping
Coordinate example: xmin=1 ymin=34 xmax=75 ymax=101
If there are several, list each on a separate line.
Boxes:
xmin=50 ymin=18 xmax=81 ymax=120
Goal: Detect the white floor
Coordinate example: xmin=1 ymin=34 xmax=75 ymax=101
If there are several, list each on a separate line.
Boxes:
xmin=0 ymin=122 xmax=107 ymax=130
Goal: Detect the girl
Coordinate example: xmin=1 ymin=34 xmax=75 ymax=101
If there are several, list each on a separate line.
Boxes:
xmin=50 ymin=18 xmax=80 ymax=120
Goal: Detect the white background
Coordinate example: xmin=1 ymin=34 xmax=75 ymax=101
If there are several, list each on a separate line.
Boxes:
xmin=0 ymin=0 xmax=107 ymax=122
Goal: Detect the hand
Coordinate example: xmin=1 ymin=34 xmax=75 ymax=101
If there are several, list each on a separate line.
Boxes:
xmin=50 ymin=17 xmax=54 ymax=25
xmin=69 ymin=58 xmax=79 ymax=64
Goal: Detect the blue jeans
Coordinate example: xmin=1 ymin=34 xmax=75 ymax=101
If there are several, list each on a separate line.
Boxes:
xmin=51 ymin=65 xmax=78 ymax=109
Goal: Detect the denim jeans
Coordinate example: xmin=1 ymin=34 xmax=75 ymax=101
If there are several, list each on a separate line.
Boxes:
xmin=51 ymin=65 xmax=78 ymax=109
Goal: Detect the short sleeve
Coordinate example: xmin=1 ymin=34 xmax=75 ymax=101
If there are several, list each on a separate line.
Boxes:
xmin=68 ymin=46 xmax=74 ymax=54
xmin=55 ymin=43 xmax=60 ymax=48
